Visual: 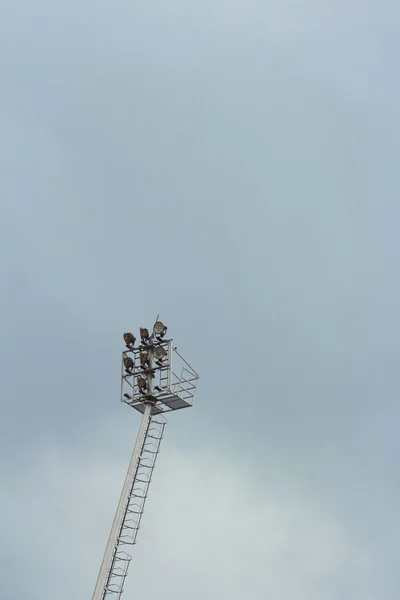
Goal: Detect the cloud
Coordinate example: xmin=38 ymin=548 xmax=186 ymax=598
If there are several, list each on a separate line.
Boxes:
xmin=3 ymin=426 xmax=353 ymax=600
xmin=127 ymin=0 xmax=338 ymax=43
xmin=2 ymin=1 xmax=400 ymax=598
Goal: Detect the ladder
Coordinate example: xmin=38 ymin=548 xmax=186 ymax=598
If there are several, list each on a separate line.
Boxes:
xmin=99 ymin=411 xmax=166 ymax=599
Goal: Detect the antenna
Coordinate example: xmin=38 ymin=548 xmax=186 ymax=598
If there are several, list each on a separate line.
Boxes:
xmin=91 ymin=320 xmax=199 ymax=600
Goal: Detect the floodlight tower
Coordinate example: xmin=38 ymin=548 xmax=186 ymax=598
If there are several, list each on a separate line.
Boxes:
xmin=91 ymin=320 xmax=199 ymax=600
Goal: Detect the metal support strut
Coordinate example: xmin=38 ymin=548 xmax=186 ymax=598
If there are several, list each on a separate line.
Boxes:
xmin=92 ymin=403 xmax=166 ymax=600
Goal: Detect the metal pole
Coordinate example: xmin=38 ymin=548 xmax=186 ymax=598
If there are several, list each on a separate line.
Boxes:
xmin=147 ymin=346 xmax=154 ymax=396
xmin=92 ymin=401 xmax=153 ymax=600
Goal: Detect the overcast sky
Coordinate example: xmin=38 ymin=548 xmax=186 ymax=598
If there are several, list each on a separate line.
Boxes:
xmin=1 ymin=1 xmax=400 ymax=599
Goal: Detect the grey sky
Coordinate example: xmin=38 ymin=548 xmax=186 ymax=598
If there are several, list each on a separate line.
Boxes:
xmin=1 ymin=1 xmax=400 ymax=599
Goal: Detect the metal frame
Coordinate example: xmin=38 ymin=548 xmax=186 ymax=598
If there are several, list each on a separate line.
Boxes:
xmin=91 ymin=326 xmax=199 ymax=600
xmin=92 ymin=409 xmax=166 ymax=599
xmin=121 ymin=340 xmax=199 ymax=415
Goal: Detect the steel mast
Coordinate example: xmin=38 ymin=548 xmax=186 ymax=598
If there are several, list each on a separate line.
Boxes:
xmin=91 ymin=320 xmax=199 ymax=600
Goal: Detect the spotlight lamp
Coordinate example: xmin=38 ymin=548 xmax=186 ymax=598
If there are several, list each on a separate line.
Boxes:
xmin=153 ymin=346 xmax=167 ymax=360
xmin=137 ymin=376 xmax=147 ymax=394
xmin=153 ymin=321 xmax=168 ymax=338
xmin=123 ymin=356 xmax=134 ymax=374
xmin=123 ymin=332 xmax=136 ymax=348
xmin=140 ymin=351 xmax=149 ymax=369
xmin=140 ymin=327 xmax=150 ymax=342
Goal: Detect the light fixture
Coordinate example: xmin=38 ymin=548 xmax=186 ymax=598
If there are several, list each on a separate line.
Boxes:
xmin=137 ymin=376 xmax=147 ymax=393
xmin=153 ymin=321 xmax=167 ymax=337
xmin=140 ymin=327 xmax=150 ymax=342
xmin=123 ymin=356 xmax=134 ymax=373
xmin=153 ymin=346 xmax=167 ymax=360
xmin=123 ymin=332 xmax=136 ymax=348
xmin=140 ymin=352 xmax=149 ymax=368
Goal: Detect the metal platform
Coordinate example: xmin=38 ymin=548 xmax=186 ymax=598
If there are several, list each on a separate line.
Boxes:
xmin=130 ymin=393 xmax=192 ymax=415
xmin=121 ymin=341 xmax=199 ymax=414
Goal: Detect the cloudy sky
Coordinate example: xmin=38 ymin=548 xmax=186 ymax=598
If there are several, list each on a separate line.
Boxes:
xmin=1 ymin=1 xmax=400 ymax=598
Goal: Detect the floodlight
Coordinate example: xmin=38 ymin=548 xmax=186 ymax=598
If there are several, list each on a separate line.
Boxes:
xmin=123 ymin=356 xmax=134 ymax=373
xmin=140 ymin=352 xmax=149 ymax=368
xmin=123 ymin=332 xmax=136 ymax=348
xmin=137 ymin=376 xmax=147 ymax=393
xmin=140 ymin=327 xmax=150 ymax=342
xmin=153 ymin=346 xmax=167 ymax=360
xmin=153 ymin=321 xmax=167 ymax=336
